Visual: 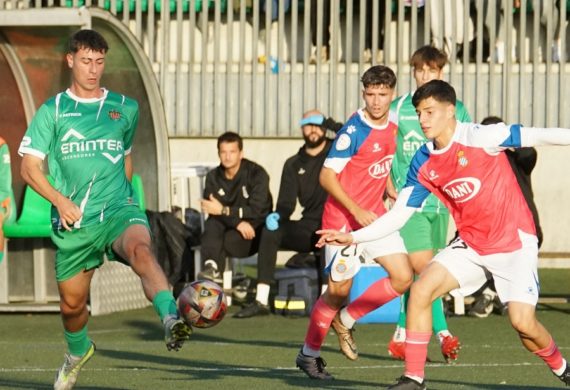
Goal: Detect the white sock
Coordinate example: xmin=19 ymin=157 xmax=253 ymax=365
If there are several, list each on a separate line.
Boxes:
xmin=406 ymin=375 xmax=424 ymax=384
xmin=340 ymin=307 xmax=356 ymax=329
xmin=554 ymin=359 xmax=567 ymax=376
xmin=204 ymin=259 xmax=218 ymax=269
xmin=302 ymin=345 xmax=320 ymax=357
xmin=255 ymin=283 xmax=270 ymax=306
xmin=437 ymin=330 xmax=452 ymax=344
xmin=393 ymin=326 xmax=406 ymax=342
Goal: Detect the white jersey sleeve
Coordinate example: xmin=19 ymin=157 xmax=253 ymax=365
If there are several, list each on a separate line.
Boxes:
xmin=457 ymin=121 xmax=570 ymax=149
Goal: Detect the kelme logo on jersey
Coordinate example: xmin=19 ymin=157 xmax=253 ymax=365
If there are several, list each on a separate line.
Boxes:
xmin=60 ymin=128 xmax=124 ymax=164
xmin=368 ymin=155 xmax=393 ymax=179
xmin=442 ymin=177 xmax=481 ymax=203
xmin=108 ymin=110 xmax=121 ymax=121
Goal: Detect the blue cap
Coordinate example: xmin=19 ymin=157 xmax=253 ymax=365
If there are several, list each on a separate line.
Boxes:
xmin=299 ymin=114 xmax=325 ymax=127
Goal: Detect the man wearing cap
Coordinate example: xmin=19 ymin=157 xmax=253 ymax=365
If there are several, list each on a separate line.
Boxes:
xmin=233 ymin=109 xmax=338 ymax=318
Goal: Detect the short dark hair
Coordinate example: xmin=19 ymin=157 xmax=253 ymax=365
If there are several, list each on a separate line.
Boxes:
xmin=412 ymin=79 xmax=456 ymax=108
xmin=481 ymin=116 xmax=503 ymax=125
xmin=360 ymin=65 xmax=397 ymax=89
xmin=68 ymin=29 xmax=109 ymax=54
xmin=409 ymin=45 xmax=448 ymax=70
xmin=217 ymin=131 xmax=243 ymax=151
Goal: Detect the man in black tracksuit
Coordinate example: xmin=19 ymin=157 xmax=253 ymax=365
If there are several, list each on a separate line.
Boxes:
xmin=199 ymin=132 xmax=272 ymax=282
xmin=234 ymin=110 xmax=342 ymax=318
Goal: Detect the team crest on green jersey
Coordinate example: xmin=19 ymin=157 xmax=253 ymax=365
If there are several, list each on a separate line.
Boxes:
xmin=108 ymin=110 xmax=121 ymax=121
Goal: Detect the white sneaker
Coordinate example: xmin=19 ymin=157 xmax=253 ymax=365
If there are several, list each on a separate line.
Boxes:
xmin=54 ymin=342 xmax=95 ymax=390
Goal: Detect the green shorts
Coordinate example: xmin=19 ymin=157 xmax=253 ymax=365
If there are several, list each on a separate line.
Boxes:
xmin=399 ymin=211 xmax=449 ymax=254
xmin=51 ymin=206 xmax=150 ymax=282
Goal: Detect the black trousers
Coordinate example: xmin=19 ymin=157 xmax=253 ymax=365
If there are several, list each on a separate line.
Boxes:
xmin=256 ymin=218 xmax=321 ymax=284
xmin=200 ymin=217 xmax=263 ymax=271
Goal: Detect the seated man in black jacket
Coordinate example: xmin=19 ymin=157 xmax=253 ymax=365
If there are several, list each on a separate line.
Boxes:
xmin=198 ymin=132 xmax=272 ymax=282
xmin=234 ymin=109 xmax=341 ymax=318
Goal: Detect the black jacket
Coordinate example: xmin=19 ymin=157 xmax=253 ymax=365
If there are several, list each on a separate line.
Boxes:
xmin=203 ymin=158 xmax=272 ymax=229
xmin=506 ymin=147 xmax=543 ymax=247
xmin=275 ymin=140 xmax=332 ymax=222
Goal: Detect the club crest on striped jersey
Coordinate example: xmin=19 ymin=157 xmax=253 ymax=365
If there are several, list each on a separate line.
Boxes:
xmin=443 ymin=177 xmax=481 ymax=203
xmin=368 ymin=155 xmax=393 ymax=179
xmin=335 ymin=133 xmax=351 ymax=151
xmin=457 ymin=150 xmax=469 ymax=167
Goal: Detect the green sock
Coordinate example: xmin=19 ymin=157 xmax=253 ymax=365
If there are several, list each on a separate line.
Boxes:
xmin=397 ymin=289 xmax=408 ymax=329
xmin=152 ymin=290 xmax=178 ymax=322
xmin=0 ymin=251 xmax=4 ymax=263
xmin=431 ymin=297 xmax=448 ymax=334
xmin=64 ymin=326 xmax=91 ymax=357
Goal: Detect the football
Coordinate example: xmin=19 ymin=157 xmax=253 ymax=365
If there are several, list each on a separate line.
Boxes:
xmin=178 ymin=280 xmax=227 ymax=328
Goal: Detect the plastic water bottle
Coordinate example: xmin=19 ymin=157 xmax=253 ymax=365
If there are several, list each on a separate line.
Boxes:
xmin=268 ymin=56 xmax=279 ymax=74
xmin=258 ymin=55 xmax=280 ymax=74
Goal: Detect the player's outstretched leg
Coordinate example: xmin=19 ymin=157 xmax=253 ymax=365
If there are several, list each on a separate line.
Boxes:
xmin=509 ymin=302 xmax=570 ymax=386
xmin=54 ymin=342 xmax=96 ymax=390
xmin=164 ymin=315 xmax=192 ymax=351
xmin=330 ymin=309 xmax=358 ymax=360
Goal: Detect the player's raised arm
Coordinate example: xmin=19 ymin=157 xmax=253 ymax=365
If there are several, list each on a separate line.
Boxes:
xmin=458 ymin=121 xmax=570 ymax=150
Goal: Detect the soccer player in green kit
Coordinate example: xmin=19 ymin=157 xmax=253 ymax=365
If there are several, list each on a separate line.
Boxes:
xmin=18 ymin=30 xmax=191 ymax=390
xmin=386 ymin=46 xmax=471 ymax=362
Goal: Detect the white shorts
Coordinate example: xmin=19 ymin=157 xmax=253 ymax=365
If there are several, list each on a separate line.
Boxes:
xmin=435 ymin=231 xmax=540 ymax=305
xmin=325 ymin=230 xmax=407 ymax=282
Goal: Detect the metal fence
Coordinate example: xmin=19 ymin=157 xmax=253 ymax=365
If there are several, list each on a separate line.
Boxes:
xmin=2 ymin=0 xmax=569 ymax=136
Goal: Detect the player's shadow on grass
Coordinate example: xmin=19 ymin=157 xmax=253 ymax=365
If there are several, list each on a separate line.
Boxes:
xmin=537 ymin=300 xmax=570 ymax=314
xmin=126 ymin=320 xmax=393 ymax=361
xmin=428 ymin=378 xmax=563 ymax=389
xmin=99 ymin=348 xmax=378 ymax=388
xmin=0 ymin=378 xmax=128 ymax=390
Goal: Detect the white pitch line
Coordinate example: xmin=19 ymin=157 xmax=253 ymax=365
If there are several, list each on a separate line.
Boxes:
xmin=0 ymin=361 xmax=545 ymax=374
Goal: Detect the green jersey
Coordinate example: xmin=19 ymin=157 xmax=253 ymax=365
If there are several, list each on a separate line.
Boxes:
xmin=19 ymin=88 xmax=139 ymax=228
xmin=0 ymin=138 xmax=11 ymax=204
xmin=390 ymin=92 xmax=471 ymax=214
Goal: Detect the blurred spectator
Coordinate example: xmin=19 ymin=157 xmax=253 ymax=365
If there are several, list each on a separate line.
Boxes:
xmin=309 ymin=0 xmax=331 ymax=63
xmin=474 ymin=0 xmax=561 ymax=63
xmin=357 ymin=0 xmax=388 ymax=63
xmin=263 ymin=0 xmax=291 ymax=21
xmin=429 ymin=0 xmax=473 ymax=57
